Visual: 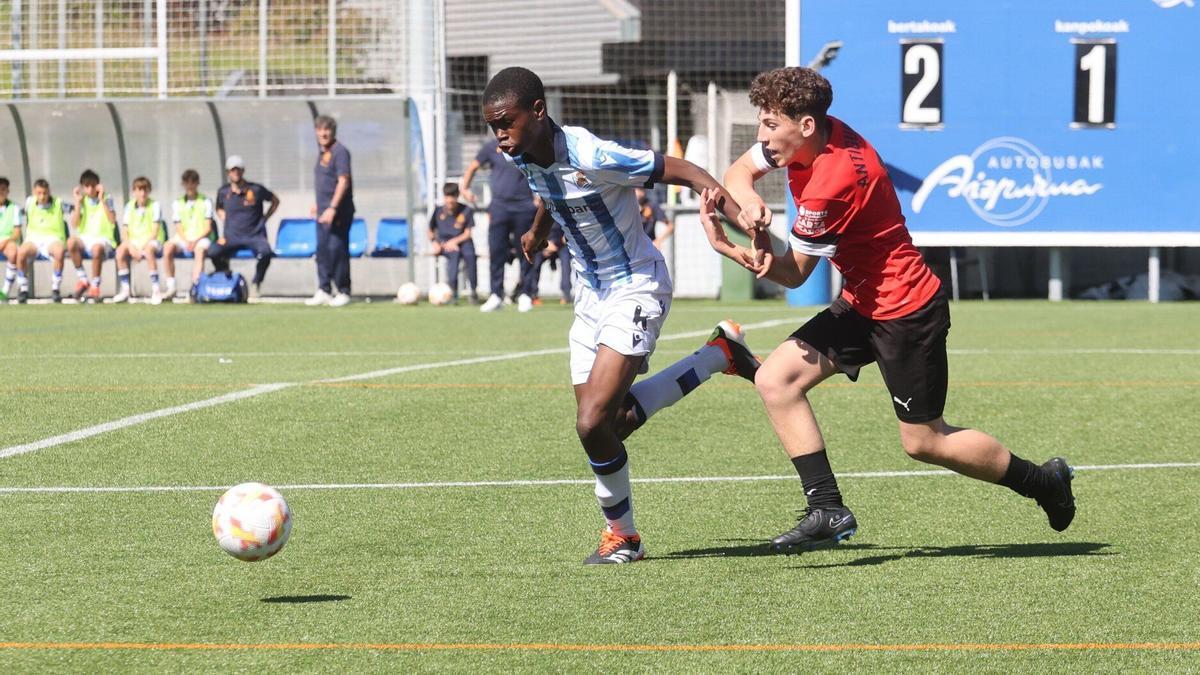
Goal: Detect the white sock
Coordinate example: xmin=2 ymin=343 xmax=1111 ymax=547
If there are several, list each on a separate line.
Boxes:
xmin=626 ymin=344 xmax=728 ymax=424
xmin=2 ymin=264 xmax=14 ymax=293
xmin=52 ymin=272 xmax=63 ymax=291
xmin=17 ymin=271 xmax=28 ymax=291
xmin=590 ymin=447 xmax=636 ymax=537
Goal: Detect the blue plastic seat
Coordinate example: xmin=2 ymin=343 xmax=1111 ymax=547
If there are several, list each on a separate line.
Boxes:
xmin=370 ymin=218 xmax=408 ymax=257
xmin=273 ymin=218 xmax=318 ymax=258
xmin=349 ymin=218 xmax=368 ymax=258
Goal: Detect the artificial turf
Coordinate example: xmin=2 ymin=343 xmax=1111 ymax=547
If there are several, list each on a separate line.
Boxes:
xmin=1 ymin=300 xmax=1197 ymax=671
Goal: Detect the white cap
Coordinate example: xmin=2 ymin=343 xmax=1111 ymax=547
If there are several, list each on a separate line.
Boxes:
xmin=225 ymin=155 xmax=245 ymax=170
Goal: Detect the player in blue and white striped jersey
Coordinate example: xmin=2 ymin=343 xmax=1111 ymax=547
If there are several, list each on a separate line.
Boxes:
xmin=504 ymin=121 xmax=663 ymax=290
xmin=481 ymin=67 xmax=771 ymax=565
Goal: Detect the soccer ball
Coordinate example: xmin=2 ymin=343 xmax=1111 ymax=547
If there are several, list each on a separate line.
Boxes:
xmin=428 ymin=282 xmax=454 ymax=306
xmin=395 ymin=282 xmax=420 ymax=305
xmin=212 ymin=482 xmax=293 ymax=562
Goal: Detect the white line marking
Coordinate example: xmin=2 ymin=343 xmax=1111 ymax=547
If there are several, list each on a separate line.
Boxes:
xmin=5 ymin=345 xmax=1195 ymax=360
xmin=0 ymin=351 xmax=514 ymax=359
xmin=319 ymin=318 xmax=795 ymax=384
xmin=0 ymin=384 xmax=294 ymax=460
xmin=1 ymin=462 xmax=1195 ymax=495
xmin=318 ymin=349 xmax=566 ymax=384
xmin=0 ymin=319 xmax=795 ymax=459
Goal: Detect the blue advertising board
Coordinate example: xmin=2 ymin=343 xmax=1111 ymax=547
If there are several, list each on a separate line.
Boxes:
xmin=800 ymin=0 xmax=1200 ymax=246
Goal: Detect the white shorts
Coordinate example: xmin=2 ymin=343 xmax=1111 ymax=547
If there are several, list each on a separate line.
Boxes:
xmin=29 ymin=237 xmax=63 ymax=260
xmin=129 ymin=239 xmax=161 ymax=253
xmin=79 ymin=236 xmax=113 ymax=257
xmin=569 ymin=261 xmax=673 ymax=386
xmin=169 ymin=236 xmax=210 ymax=254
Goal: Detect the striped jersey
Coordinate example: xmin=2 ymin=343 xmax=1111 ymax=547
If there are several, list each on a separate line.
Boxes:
xmin=505 ymin=123 xmax=665 ymax=289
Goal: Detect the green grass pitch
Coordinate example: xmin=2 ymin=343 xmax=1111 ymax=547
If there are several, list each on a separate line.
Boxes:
xmin=0 ymin=299 xmax=1197 ymax=672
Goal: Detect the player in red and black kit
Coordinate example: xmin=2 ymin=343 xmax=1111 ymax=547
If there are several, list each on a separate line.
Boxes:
xmin=701 ymin=66 xmax=1076 ymax=550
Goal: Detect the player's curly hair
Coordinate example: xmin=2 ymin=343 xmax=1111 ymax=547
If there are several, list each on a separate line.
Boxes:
xmin=482 ymin=67 xmax=546 ymax=110
xmin=749 ymin=67 xmax=833 ymax=122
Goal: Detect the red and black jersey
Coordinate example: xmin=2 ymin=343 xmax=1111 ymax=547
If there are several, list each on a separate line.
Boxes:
xmin=753 ymin=116 xmax=940 ymax=320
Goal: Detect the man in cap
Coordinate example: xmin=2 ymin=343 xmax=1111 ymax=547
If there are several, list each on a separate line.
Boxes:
xmin=209 ymin=155 xmax=281 ymax=300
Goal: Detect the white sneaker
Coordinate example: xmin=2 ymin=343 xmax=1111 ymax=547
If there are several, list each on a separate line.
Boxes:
xmin=305 ymin=289 xmax=332 ymax=306
xmin=517 ymin=294 xmax=533 ymax=313
xmin=479 ymin=294 xmax=503 ymax=312
xmin=112 ymin=287 xmax=131 ymax=303
xmin=148 ymin=291 xmax=163 ymax=305
xmin=166 ymin=278 xmax=177 ymax=298
xmin=329 ymin=292 xmax=352 ymax=307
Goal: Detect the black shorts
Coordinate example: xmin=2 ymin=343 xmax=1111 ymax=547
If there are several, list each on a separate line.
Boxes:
xmin=791 ymin=290 xmax=950 ymax=423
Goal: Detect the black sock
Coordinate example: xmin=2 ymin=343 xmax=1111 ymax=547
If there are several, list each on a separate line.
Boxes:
xmin=998 ymin=454 xmax=1051 ymax=500
xmin=791 ymin=450 xmax=844 ymax=510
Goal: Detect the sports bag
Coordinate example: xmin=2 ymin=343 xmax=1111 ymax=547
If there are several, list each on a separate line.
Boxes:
xmin=192 ymin=271 xmax=248 ymax=303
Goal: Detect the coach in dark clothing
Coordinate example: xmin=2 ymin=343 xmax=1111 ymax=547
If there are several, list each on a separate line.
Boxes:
xmin=428 ymin=183 xmax=478 ymax=302
xmin=308 ymin=115 xmax=355 ymax=307
xmin=210 ymin=155 xmax=279 ymax=300
xmin=461 ymin=137 xmax=538 ymax=313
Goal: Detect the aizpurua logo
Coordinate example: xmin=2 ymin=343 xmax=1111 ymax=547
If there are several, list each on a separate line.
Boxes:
xmin=911 ymin=137 xmax=1104 ymax=227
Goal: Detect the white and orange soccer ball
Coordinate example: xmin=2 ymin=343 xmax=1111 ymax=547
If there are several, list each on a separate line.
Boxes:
xmin=212 ymin=482 xmax=293 ymax=562
xmin=395 ymin=282 xmax=420 ymax=305
xmin=428 ymin=282 xmax=454 ymax=306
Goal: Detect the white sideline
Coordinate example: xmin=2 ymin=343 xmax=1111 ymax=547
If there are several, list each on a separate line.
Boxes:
xmin=316 ymin=318 xmax=794 ymax=384
xmin=0 ymin=319 xmax=795 ymax=460
xmin=0 ymin=462 xmax=1196 ymax=495
xmin=3 ymin=346 xmax=1197 ymax=360
xmin=0 ymin=384 xmax=293 ymax=460
xmin=0 ymin=351 xmax=527 ymax=359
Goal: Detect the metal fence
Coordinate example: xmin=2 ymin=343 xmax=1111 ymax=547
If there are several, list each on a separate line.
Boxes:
xmin=1 ymin=0 xmax=435 ymax=99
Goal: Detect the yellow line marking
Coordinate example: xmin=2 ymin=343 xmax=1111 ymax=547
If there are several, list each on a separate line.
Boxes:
xmin=0 ymin=641 xmax=1197 ymax=653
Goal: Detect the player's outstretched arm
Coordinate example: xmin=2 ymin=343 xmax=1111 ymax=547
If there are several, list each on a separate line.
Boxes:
xmin=662 ymin=156 xmax=773 ymax=270
xmin=763 ymin=248 xmax=822 ymax=289
xmin=698 ymin=187 xmax=769 ymax=276
xmin=725 ymin=148 xmax=773 ymax=233
xmin=660 ymin=156 xmax=744 ymax=228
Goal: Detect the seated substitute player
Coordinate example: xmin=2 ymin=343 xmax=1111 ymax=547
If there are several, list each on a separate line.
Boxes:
xmin=483 ymin=67 xmax=769 ymax=565
xmin=68 ymin=169 xmax=119 ymax=303
xmin=700 ymin=66 xmax=1075 ymax=551
xmin=162 ymin=169 xmax=215 ymax=300
xmin=0 ymin=177 xmax=23 ymax=301
xmin=14 ymin=179 xmax=76 ymax=303
xmin=427 ymin=183 xmax=479 ymax=303
xmin=113 ymin=176 xmax=166 ymax=304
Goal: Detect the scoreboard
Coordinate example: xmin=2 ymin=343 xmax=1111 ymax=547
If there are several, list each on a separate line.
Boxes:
xmin=799 ymin=0 xmax=1200 ymax=246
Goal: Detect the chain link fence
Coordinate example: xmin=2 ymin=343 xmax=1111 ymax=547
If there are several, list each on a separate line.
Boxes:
xmin=1 ymin=0 xmax=425 ymax=98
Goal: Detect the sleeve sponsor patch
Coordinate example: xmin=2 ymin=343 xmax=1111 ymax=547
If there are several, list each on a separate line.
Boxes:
xmin=791 ymin=205 xmax=829 ymax=238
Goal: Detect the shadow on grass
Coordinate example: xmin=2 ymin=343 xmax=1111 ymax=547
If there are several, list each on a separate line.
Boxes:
xmin=261 ymin=594 xmax=352 ymax=604
xmin=659 ymin=541 xmax=1115 ymax=568
xmin=794 ymin=542 xmax=1116 ymax=569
